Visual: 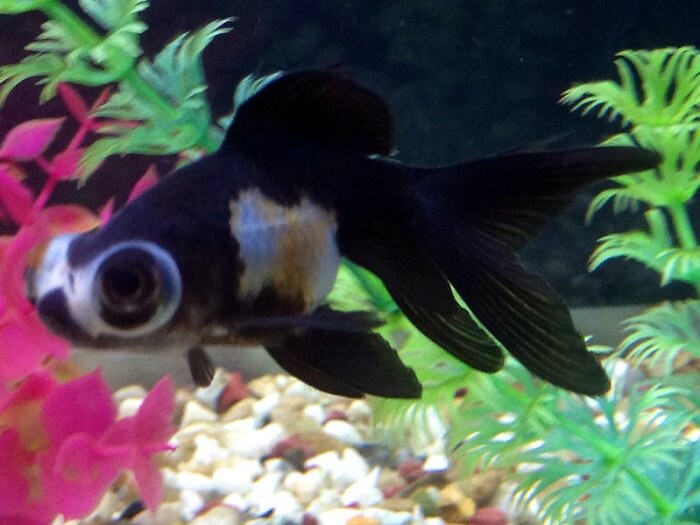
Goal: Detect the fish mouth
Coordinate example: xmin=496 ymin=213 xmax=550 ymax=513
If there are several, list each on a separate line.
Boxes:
xmin=36 ymin=288 xmax=92 ymax=344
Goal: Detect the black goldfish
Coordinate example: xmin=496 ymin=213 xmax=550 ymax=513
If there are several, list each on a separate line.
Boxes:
xmin=29 ymin=70 xmax=659 ymax=398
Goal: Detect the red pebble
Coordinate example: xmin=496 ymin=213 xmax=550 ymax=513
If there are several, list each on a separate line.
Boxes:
xmin=468 ymin=507 xmax=508 ymax=525
xmin=269 ymin=435 xmax=317 ymax=464
xmin=398 ymin=458 xmax=424 ymax=482
xmin=301 ymin=513 xmax=319 ymax=525
xmin=382 ymin=486 xmax=402 ymax=499
xmin=216 ymin=372 xmax=248 ymax=413
xmin=323 ymin=409 xmax=349 ymax=423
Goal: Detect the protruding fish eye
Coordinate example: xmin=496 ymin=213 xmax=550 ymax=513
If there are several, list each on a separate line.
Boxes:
xmin=90 ymin=242 xmax=182 ymax=335
xmin=96 ymin=248 xmax=162 ymax=328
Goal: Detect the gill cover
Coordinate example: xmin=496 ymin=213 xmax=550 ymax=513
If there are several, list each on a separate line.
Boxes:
xmin=35 ymin=236 xmax=182 ymax=339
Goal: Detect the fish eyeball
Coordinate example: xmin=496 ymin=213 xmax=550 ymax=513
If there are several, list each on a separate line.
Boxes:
xmin=93 ymin=242 xmax=181 ymax=333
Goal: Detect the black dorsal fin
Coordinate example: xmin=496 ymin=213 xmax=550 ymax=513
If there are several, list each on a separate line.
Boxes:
xmin=222 ymin=70 xmax=394 ymax=156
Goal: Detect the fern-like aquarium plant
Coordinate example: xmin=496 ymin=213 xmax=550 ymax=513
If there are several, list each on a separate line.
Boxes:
xmin=356 ymin=47 xmax=700 ymax=525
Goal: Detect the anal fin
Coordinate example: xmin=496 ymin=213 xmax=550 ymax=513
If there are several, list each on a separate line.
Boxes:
xmin=346 ymin=229 xmax=505 ymax=373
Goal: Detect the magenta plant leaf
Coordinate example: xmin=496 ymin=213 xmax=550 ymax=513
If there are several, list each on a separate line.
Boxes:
xmin=127 ymin=165 xmax=159 ymax=202
xmin=0 ymin=118 xmax=65 ymax=161
xmin=102 ymin=376 xmax=176 ymax=509
xmin=49 ymin=147 xmax=85 ymax=181
xmin=43 ymin=433 xmax=125 ymax=518
xmin=0 ymin=429 xmax=31 ymax=514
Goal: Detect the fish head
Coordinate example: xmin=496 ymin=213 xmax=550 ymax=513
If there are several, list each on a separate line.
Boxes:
xmin=29 ymin=231 xmax=188 ymax=349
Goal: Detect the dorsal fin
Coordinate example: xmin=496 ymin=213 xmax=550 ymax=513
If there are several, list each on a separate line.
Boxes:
xmin=222 ymin=70 xmax=394 ymax=156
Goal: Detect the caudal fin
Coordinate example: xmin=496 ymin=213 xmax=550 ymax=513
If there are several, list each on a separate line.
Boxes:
xmin=407 ymin=147 xmax=660 ymax=395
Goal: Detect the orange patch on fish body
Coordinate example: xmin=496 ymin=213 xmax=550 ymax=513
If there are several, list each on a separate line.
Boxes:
xmin=228 ymin=188 xmax=340 ymax=313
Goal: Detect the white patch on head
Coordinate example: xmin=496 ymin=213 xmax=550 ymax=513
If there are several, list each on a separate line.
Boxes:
xmin=34 ymin=237 xmax=181 ymax=339
xmin=229 ymin=188 xmax=340 ymax=312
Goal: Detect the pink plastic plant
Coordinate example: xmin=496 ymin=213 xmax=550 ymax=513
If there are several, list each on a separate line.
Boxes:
xmin=0 ymin=371 xmax=175 ymax=523
xmin=0 ymin=85 xmax=171 ymax=524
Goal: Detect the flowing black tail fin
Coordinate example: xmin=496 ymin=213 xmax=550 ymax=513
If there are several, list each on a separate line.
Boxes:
xmin=406 ymin=147 xmax=660 ymax=395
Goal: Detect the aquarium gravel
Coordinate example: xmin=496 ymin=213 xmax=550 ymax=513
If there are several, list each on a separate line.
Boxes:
xmin=55 ymin=370 xmax=517 ymax=525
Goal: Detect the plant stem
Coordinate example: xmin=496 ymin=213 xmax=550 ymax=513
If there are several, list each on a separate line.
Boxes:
xmin=40 ymin=1 xmax=99 ymax=47
xmin=555 ymin=409 xmax=675 ymax=519
xmin=668 ymin=203 xmax=697 ymax=249
xmin=39 ymin=0 xmax=217 ymax=152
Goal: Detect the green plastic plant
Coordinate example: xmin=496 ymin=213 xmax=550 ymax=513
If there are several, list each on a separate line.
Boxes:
xmin=0 ymin=0 xmax=231 ymax=179
xmin=562 ymin=47 xmax=700 ymax=373
xmin=342 ymin=255 xmax=699 ymax=523
xmin=349 ymin=47 xmax=700 ymax=525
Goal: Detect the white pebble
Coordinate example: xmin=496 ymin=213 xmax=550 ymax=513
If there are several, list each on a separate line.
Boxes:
xmin=305 ymin=450 xmax=341 ymax=474
xmin=181 ymin=400 xmax=218 ymax=426
xmin=247 ymin=472 xmax=284 ymax=514
xmin=322 ymin=419 xmax=363 ymax=445
xmin=263 ymin=457 xmax=294 ymax=476
xmin=346 ymin=399 xmax=372 ymax=421
xmin=221 ymin=422 xmax=286 ymax=458
xmin=191 ymin=434 xmax=228 ymax=467
xmin=113 ymin=384 xmax=147 ymax=403
xmin=270 ymin=490 xmax=302 ymax=521
xmin=363 ymin=507 xmax=416 ymax=525
xmin=306 ymin=448 xmax=368 ymax=489
xmin=365 ymin=508 xmax=413 ymax=525
xmin=190 ymin=504 xmax=242 ymax=525
xmin=341 ymin=467 xmax=382 ymax=507
xmin=221 ymin=492 xmax=247 ymax=512
xmin=423 ymin=453 xmax=450 ymax=472
xmin=306 ymin=489 xmax=343 ymax=515
xmin=318 ymin=508 xmax=361 ymax=525
xmin=213 ymin=459 xmax=262 ymax=495
xmin=222 ymin=417 xmax=257 ymax=433
xmin=274 ymin=374 xmax=290 ymax=389
xmin=118 ymin=398 xmax=143 ymax=418
xmin=194 ymin=369 xmax=230 ymax=408
xmin=283 ymin=468 xmax=326 ymax=504
xmin=174 ymin=471 xmax=217 ymax=493
xmin=179 ymin=489 xmax=205 ymax=521
xmin=339 ymin=448 xmax=369 ymax=483
xmin=252 ymin=392 xmax=280 ymax=424
xmin=302 ymin=403 xmax=325 ymax=424
xmin=284 ymin=380 xmax=321 ymax=401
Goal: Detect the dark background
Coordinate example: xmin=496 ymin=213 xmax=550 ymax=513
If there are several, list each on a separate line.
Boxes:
xmin=1 ymin=0 xmax=699 ymax=306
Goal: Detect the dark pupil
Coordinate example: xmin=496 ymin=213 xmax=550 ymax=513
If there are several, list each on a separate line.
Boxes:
xmin=98 ymin=250 xmax=160 ymax=329
xmin=104 ymin=266 xmax=149 ymax=302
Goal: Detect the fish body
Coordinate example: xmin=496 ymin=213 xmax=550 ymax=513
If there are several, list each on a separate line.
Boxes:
xmin=30 ymin=71 xmax=660 ymax=397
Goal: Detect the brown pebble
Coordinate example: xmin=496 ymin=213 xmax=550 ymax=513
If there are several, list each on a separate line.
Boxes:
xmin=439 ymin=482 xmax=476 ymax=522
xmin=221 ymin=397 xmax=255 ymax=422
xmin=409 ymin=486 xmax=441 ymax=516
xmin=347 ymin=517 xmax=381 ymax=525
xmin=295 ymin=430 xmax=347 ymax=455
xmin=398 ymin=458 xmax=424 ymax=482
xmin=323 ymin=409 xmax=349 ymax=423
xmin=374 ymin=497 xmax=416 ymax=512
xmin=269 ymin=434 xmax=318 ymax=470
xmin=378 ymin=468 xmax=406 ymax=495
xmin=301 ymin=514 xmax=320 ymax=525
xmin=468 ymin=506 xmax=509 ymax=525
xmin=467 ymin=470 xmax=504 ymax=506
xmin=271 ymin=396 xmax=322 ymax=433
xmin=246 ymin=375 xmax=279 ymax=398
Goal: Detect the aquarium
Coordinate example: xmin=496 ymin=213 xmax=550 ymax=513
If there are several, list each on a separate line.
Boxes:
xmin=0 ymin=2 xmax=698 ymax=525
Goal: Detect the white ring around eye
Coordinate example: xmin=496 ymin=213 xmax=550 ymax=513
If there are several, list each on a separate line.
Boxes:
xmin=69 ymin=241 xmax=182 ymax=338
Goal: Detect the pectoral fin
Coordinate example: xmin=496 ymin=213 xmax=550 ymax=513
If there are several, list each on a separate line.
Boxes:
xmin=187 ymin=346 xmax=216 ymax=387
xmin=265 ymin=328 xmax=421 ymax=399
